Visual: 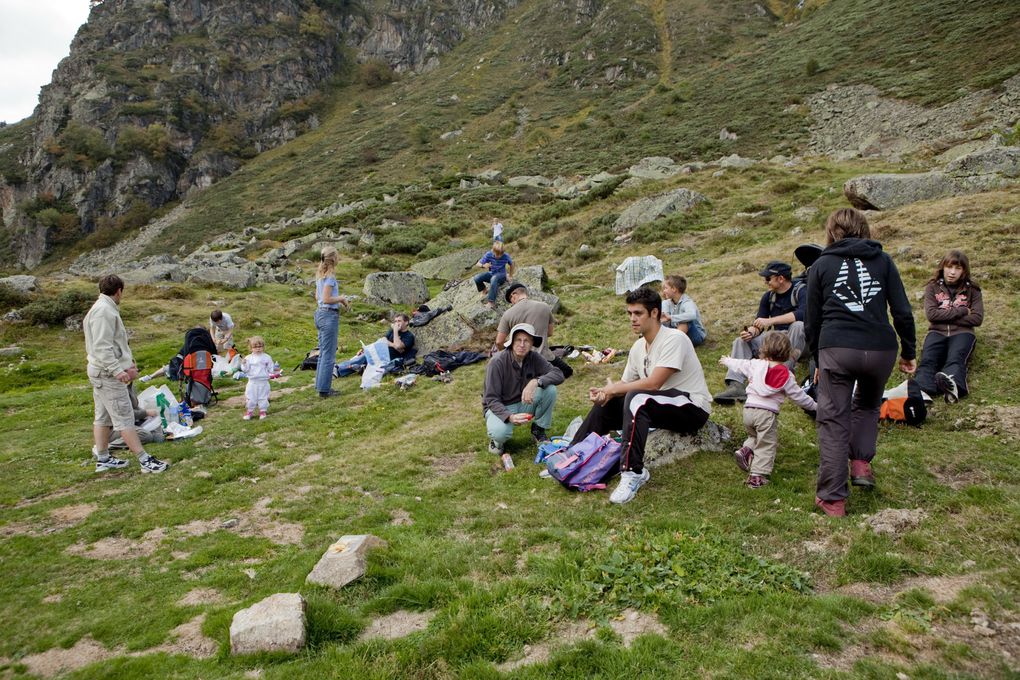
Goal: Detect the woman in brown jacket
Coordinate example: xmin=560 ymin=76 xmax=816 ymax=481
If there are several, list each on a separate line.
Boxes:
xmin=915 ymin=250 xmax=984 ymax=402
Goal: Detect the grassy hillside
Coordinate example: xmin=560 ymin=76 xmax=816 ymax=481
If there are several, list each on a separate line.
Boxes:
xmin=153 ymin=0 xmax=1020 ymax=254
xmin=1 ymin=158 xmax=1018 ymax=677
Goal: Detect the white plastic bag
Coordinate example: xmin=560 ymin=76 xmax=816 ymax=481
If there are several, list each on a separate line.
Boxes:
xmin=212 ymin=354 xmax=237 ymax=377
xmin=361 ymin=364 xmax=385 ymax=390
xmin=137 ymin=385 xmax=178 ymax=411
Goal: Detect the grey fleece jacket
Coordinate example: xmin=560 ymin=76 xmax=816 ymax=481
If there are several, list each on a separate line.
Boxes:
xmin=482 ymin=349 xmax=564 ymax=422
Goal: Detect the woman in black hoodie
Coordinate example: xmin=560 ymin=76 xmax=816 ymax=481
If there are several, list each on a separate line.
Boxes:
xmin=805 ymin=208 xmax=916 ymax=517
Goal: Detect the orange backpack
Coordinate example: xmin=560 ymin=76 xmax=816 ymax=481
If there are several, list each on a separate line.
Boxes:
xmin=879 ymin=379 xmax=926 ymax=426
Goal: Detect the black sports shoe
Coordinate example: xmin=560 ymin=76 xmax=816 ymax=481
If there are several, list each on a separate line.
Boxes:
xmin=935 ymin=372 xmax=959 ymax=404
xmin=531 ymin=424 xmax=550 ymax=444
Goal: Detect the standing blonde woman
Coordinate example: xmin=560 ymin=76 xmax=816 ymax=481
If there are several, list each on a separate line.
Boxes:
xmin=314 ymin=246 xmax=348 ymax=398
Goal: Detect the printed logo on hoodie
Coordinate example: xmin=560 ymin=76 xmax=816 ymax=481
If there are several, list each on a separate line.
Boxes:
xmin=834 ymin=258 xmax=881 ymax=312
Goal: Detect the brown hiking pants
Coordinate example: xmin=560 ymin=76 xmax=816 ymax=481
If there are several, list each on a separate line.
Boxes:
xmin=815 ymin=346 xmax=897 ymax=502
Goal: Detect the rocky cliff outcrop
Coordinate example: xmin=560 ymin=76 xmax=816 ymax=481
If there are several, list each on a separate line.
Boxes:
xmin=0 ymin=0 xmax=519 ymax=269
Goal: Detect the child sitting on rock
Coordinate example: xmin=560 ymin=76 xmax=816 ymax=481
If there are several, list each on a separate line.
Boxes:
xmin=719 ymin=331 xmax=816 ymax=488
xmin=241 ymin=336 xmax=273 ymax=420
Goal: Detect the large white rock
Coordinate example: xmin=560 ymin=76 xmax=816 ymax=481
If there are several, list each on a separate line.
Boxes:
xmin=411 ymin=248 xmax=487 ymax=280
xmin=507 ymin=175 xmax=553 ymax=188
xmin=306 ymin=535 xmax=387 ymax=588
xmin=363 ymin=272 xmax=429 ymax=306
xmin=843 ymin=172 xmax=1006 ymax=210
xmin=0 ymin=275 xmax=39 ymax=293
xmin=628 ymin=157 xmax=679 ymax=180
xmin=613 ymin=188 xmax=708 ymax=232
xmin=229 ymin=593 xmax=306 ymax=655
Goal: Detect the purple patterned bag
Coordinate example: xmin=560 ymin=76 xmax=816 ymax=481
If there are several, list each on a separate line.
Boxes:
xmin=545 ymin=432 xmax=622 ymax=492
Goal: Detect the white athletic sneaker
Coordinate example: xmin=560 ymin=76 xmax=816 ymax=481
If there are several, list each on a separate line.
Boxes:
xmin=488 ymin=439 xmax=504 ymax=455
xmin=93 ymin=447 xmax=129 ymax=472
xmin=609 ymin=468 xmax=650 ymax=504
xmin=139 ymin=455 xmax=169 ymax=474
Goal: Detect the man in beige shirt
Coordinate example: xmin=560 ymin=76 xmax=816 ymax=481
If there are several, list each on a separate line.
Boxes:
xmin=85 ymin=275 xmax=168 ymax=473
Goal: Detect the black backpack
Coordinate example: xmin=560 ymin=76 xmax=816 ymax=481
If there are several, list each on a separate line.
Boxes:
xmin=768 ymin=281 xmax=805 ymax=312
xmin=295 ymin=348 xmax=320 ymax=371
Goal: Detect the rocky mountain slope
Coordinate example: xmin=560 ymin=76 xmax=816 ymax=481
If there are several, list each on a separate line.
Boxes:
xmin=0 ymin=0 xmax=519 ymax=269
xmin=0 ymin=0 xmax=1018 ymax=272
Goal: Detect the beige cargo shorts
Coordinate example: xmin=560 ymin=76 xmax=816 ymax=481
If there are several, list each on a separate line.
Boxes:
xmin=88 ymin=367 xmax=134 ymax=432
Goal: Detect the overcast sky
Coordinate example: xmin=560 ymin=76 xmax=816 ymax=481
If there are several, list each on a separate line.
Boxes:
xmin=0 ymin=0 xmax=92 ymax=123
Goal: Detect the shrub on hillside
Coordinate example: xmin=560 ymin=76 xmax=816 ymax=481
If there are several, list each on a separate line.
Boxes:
xmin=358 ymin=61 xmax=397 ymax=88
xmin=115 ymin=124 xmax=172 ymax=161
xmin=0 ymin=284 xmax=32 ymax=311
xmin=374 ymin=232 xmax=426 ymax=255
xmin=46 ymin=121 xmax=112 ymax=170
xmin=805 ymin=57 xmax=820 ymax=76
xmin=19 ymin=290 xmax=93 ymax=326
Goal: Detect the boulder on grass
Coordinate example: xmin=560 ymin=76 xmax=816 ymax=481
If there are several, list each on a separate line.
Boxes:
xmin=613 ymin=188 xmax=708 ymax=232
xmin=627 ymin=156 xmax=679 ymax=180
xmin=0 ymin=275 xmax=39 ymax=293
xmin=306 ymin=535 xmax=388 ymax=588
xmin=644 ymin=421 xmax=732 ymax=469
xmin=945 ymin=146 xmax=1020 ymax=178
xmin=229 ymin=593 xmax=306 ymax=655
xmin=364 ymin=272 xmax=429 ymax=306
xmin=411 ymin=265 xmax=559 ymax=355
xmin=180 ymin=266 xmax=257 ymax=290
xmin=411 ymin=248 xmax=487 ymax=280
xmin=843 ymin=172 xmax=1005 ymax=210
xmin=507 ymin=175 xmax=553 ymax=188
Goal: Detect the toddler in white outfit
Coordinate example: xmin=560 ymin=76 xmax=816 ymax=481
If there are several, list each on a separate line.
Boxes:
xmin=241 ymin=336 xmax=273 ymax=420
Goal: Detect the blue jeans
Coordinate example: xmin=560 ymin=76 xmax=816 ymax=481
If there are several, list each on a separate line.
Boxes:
xmin=474 ymin=271 xmax=507 ymax=304
xmin=685 ymin=322 xmax=706 ymax=347
xmin=485 ymin=385 xmax=558 ymax=444
xmin=314 ymin=308 xmax=339 ymax=394
xmin=335 ymin=354 xmax=402 ymax=378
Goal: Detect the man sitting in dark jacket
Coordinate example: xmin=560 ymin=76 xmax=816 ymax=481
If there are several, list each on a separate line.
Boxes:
xmin=482 ymin=322 xmax=564 ymax=457
xmin=715 ymin=260 xmax=807 ymax=404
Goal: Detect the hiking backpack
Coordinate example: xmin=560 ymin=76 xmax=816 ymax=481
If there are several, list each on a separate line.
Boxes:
xmin=181 ymin=350 xmax=217 ymax=407
xmin=767 ymin=280 xmax=805 ymax=312
xmin=545 ymin=432 xmax=622 ymax=492
xmin=880 ymin=378 xmax=927 ymax=426
xmin=295 ymin=348 xmax=320 ymax=371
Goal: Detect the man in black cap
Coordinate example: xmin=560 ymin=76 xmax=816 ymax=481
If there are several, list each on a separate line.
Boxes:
xmin=714 ymin=260 xmax=807 ymax=404
xmin=493 ymin=283 xmax=573 ymax=379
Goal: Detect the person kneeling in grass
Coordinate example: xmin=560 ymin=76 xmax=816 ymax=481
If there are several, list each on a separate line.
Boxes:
xmin=483 ymin=323 xmax=564 ymax=461
xmin=569 ymin=286 xmax=712 ymax=505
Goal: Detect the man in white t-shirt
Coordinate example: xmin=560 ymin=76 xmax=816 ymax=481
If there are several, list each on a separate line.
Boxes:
xmin=569 ymin=286 xmax=712 ymax=504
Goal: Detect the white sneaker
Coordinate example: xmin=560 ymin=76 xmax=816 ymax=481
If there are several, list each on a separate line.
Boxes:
xmin=488 ymin=439 xmax=504 ymax=455
xmin=609 ymin=468 xmax=650 ymax=504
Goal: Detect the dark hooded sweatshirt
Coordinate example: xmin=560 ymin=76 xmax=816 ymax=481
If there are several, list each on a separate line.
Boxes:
xmin=805 ymin=238 xmax=916 ymax=362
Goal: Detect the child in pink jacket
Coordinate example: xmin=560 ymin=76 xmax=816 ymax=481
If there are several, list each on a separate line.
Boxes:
xmin=720 ymin=331 xmax=816 ymax=487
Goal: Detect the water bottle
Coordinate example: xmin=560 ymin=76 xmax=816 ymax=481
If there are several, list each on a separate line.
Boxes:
xmin=501 ymin=453 xmax=515 ymax=471
xmin=272 ymin=361 xmax=281 ymax=373
xmin=180 ymin=403 xmax=193 ymax=427
xmin=169 ymin=402 xmax=180 ymax=427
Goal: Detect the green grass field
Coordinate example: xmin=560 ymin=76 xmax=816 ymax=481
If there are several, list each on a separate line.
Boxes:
xmin=1 ymin=158 xmax=1018 ymax=678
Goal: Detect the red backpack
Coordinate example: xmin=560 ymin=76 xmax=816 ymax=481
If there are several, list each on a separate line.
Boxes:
xmin=181 ymin=350 xmax=217 ymax=407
